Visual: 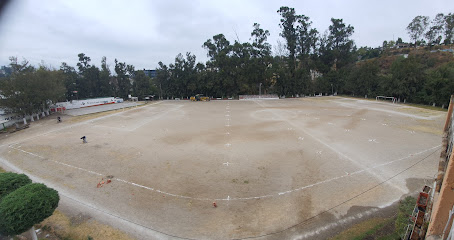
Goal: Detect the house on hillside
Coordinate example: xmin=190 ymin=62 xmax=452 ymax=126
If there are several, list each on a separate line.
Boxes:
xmin=396 ymin=43 xmax=410 ymax=48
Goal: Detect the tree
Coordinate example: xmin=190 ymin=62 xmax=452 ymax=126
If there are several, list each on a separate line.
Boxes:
xmin=76 ymin=53 xmax=96 ymax=98
xmin=155 ymin=62 xmax=170 ymax=99
xmin=444 ymin=13 xmax=454 ymax=44
xmin=203 ymin=34 xmax=234 ymax=97
xmin=390 ymin=56 xmax=426 ymax=102
xmin=345 ymin=60 xmax=380 ymax=96
xmin=357 ymin=47 xmax=380 ymax=60
xmin=99 ymin=56 xmax=113 ymax=97
xmin=426 ymin=13 xmax=445 ymax=46
xmin=0 ymin=183 xmax=59 ymax=236
xmin=277 ymin=6 xmax=304 ymax=96
xmin=328 ymin=18 xmax=355 ymax=51
xmin=407 ymin=16 xmax=430 ymax=46
xmin=0 ymin=173 xmax=31 ymax=200
xmin=424 ymin=62 xmax=454 ymax=106
xmin=8 ymin=57 xmax=34 ymax=73
xmin=315 ymin=18 xmax=355 ymax=78
xmin=277 ymin=6 xmax=299 ymax=70
xmin=0 ymin=58 xmax=65 ymax=123
xmin=250 ymin=23 xmax=273 ymax=94
xmin=133 ymin=70 xmax=151 ymax=99
xmin=60 ymin=62 xmax=79 ymax=100
xmin=114 ymin=59 xmax=133 ymax=98
xmin=84 ymin=65 xmax=100 ymax=98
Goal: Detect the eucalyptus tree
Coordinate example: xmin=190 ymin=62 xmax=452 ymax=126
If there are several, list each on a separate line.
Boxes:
xmin=407 ymin=16 xmax=430 ymax=46
xmin=60 ymin=62 xmax=78 ymax=100
xmin=99 ymin=56 xmax=113 ymax=97
xmin=114 ymin=59 xmax=134 ymax=99
xmin=250 ymin=23 xmax=273 ymax=94
xmin=444 ymin=13 xmax=454 ymax=44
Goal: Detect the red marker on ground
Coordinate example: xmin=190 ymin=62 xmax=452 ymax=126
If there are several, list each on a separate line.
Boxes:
xmin=213 ymin=202 xmax=217 ymax=208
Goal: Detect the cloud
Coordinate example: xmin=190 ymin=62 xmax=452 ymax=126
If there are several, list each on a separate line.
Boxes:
xmin=0 ymin=0 xmax=451 ymax=70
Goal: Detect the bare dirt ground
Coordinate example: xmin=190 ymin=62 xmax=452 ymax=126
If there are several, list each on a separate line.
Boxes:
xmin=0 ymin=97 xmax=445 ymax=239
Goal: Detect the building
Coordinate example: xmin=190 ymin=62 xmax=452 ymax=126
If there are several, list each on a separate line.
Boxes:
xmin=396 ymin=43 xmax=410 ymax=48
xmin=143 ymin=69 xmax=157 ymax=78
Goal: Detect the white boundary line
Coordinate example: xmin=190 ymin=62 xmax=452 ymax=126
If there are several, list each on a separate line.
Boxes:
xmin=335 ymin=100 xmax=444 ymax=120
xmin=253 ymin=100 xmax=408 ymax=193
xmin=294 ymin=208 xmax=379 ymax=239
xmin=0 ymin=155 xmax=172 ymax=240
xmin=0 ymin=101 xmax=163 ymax=148
xmin=6 ymin=143 xmax=440 ymax=201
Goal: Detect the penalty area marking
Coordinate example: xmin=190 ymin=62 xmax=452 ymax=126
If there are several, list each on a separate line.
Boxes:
xmin=252 ymin=99 xmax=407 ymax=193
xmin=6 ymin=141 xmax=441 ymax=202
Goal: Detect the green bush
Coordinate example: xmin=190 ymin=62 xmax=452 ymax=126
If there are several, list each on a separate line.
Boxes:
xmin=0 ymin=172 xmax=32 ymax=200
xmin=0 ymin=183 xmax=59 ymax=236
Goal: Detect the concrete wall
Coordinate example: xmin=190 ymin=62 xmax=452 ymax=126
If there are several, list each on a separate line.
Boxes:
xmin=427 ymin=153 xmax=454 ymax=237
xmin=1 ymin=110 xmax=51 ymax=128
xmin=427 ymin=95 xmax=454 ymax=238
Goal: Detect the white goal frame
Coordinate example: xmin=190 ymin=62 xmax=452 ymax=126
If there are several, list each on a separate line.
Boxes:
xmin=376 ymin=96 xmax=396 ymax=103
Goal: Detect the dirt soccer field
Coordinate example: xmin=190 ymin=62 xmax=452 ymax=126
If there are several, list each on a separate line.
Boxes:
xmin=0 ymin=97 xmax=446 ymax=239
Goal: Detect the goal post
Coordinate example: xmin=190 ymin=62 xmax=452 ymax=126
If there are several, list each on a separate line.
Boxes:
xmin=376 ymin=96 xmax=396 ymax=103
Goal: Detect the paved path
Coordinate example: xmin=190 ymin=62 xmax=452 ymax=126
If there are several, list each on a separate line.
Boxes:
xmin=64 ymin=102 xmax=145 ymax=116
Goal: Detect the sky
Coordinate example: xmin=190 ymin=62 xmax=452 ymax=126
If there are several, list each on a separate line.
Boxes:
xmin=0 ymin=0 xmax=452 ymax=70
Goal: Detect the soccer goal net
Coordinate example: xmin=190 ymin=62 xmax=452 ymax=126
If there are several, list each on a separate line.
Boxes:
xmin=376 ymin=96 xmax=396 ymax=103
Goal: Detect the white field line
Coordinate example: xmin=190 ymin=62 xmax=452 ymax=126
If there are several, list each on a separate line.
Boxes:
xmin=91 ymin=125 xmax=130 ymax=131
xmin=6 ymin=141 xmax=439 ymax=201
xmin=8 ymin=145 xmax=104 ymax=176
xmin=253 ymin=100 xmax=411 ymax=193
xmin=129 ymin=105 xmax=184 ymax=131
xmin=334 ymin=100 xmax=444 ymax=120
xmin=0 ymin=101 xmax=163 ymax=148
xmin=0 ymin=156 xmax=170 ymax=240
xmin=293 ymin=208 xmax=379 ymax=240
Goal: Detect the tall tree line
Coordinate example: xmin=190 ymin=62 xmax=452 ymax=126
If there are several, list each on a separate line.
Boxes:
xmin=60 ymin=53 xmax=155 ymax=100
xmin=154 ymin=7 xmax=453 ymax=107
xmin=155 ymin=6 xmax=357 ymax=99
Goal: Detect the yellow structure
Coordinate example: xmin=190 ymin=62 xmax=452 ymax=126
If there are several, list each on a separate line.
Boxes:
xmin=190 ymin=94 xmax=210 ymax=102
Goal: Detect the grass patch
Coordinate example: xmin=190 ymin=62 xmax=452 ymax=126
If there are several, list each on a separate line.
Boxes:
xmin=328 ymin=218 xmax=389 ymax=240
xmin=403 ymin=103 xmax=448 ymax=112
xmin=395 ymin=196 xmax=416 ymax=237
xmin=0 ymin=167 xmax=5 ymax=173
xmin=36 ymin=210 xmax=133 ymax=240
xmin=329 ymin=196 xmax=417 ymax=240
xmin=338 ymin=95 xmax=448 ymax=112
xmin=338 ymin=95 xmax=377 ymax=102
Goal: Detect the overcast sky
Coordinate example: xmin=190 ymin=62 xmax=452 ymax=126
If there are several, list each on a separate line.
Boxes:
xmin=0 ymin=0 xmax=451 ymax=70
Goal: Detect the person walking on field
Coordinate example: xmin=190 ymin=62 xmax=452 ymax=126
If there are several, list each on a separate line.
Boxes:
xmin=81 ymin=136 xmax=87 ymax=143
